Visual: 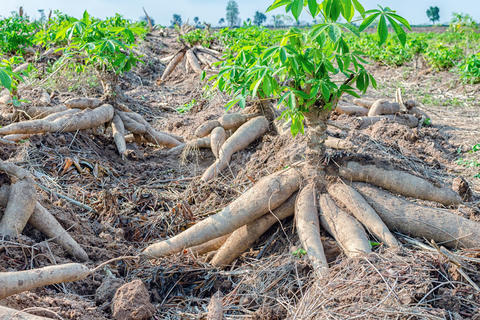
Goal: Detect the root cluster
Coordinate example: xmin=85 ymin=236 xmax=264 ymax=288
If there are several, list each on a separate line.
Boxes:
xmin=336 ymin=89 xmax=430 ymax=129
xmin=170 ymin=111 xmax=267 ymax=182
xmin=0 ymin=161 xmax=88 ymax=262
xmin=142 ymin=158 xmax=473 ymax=279
xmin=0 ymin=97 xmax=183 ymax=156
xmin=157 ymin=45 xmax=221 ymax=84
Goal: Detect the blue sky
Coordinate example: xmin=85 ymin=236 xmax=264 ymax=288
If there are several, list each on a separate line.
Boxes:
xmin=1 ymin=0 xmax=478 ymax=26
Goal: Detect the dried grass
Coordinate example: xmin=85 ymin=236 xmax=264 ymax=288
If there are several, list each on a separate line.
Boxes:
xmin=289 ymin=247 xmax=478 ymax=320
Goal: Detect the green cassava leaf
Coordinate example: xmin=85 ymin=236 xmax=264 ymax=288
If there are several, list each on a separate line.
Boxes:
xmin=387 ymin=16 xmax=406 ymax=46
xmin=267 ymin=0 xmax=292 ymax=12
xmin=291 ymin=0 xmax=304 ymax=21
xmin=377 ymin=15 xmax=388 ymax=45
xmin=328 ymin=24 xmax=342 ymax=42
xmin=358 ymin=12 xmax=379 ymax=32
xmin=341 ymin=0 xmax=354 ymax=21
xmin=308 ymin=0 xmax=318 ymax=17
xmin=387 ymin=13 xmax=412 ymax=30
xmin=0 ymin=69 xmax=12 ymax=90
xmin=352 ymin=0 xmax=365 ymax=16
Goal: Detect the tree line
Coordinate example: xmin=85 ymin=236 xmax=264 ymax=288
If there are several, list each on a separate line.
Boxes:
xmin=168 ymin=0 xmax=307 ymax=28
xmin=142 ymin=2 xmax=478 ymax=29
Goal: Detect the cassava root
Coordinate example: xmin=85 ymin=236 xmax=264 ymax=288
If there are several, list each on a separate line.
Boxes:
xmin=111 ymin=113 xmax=127 ymax=157
xmin=188 ymin=234 xmax=230 ymax=256
xmin=367 ymin=99 xmax=400 ymax=116
xmin=201 ymin=116 xmax=268 ymax=181
xmin=354 ymin=183 xmax=480 ymax=248
xmin=324 ymin=137 xmax=354 ymax=150
xmin=0 ymin=256 xmax=137 ymax=299
xmin=210 ymin=126 xmax=226 ymax=158
xmin=210 ymin=194 xmax=296 ymax=267
xmin=0 ymin=178 xmax=36 ymax=237
xmin=158 ymin=46 xmax=220 ymax=84
xmin=118 ymin=111 xmax=182 ymax=148
xmin=167 ymin=136 xmax=211 ymax=155
xmin=352 ymin=114 xmax=418 ymax=129
xmin=186 ymin=50 xmax=203 ymax=74
xmin=0 ymin=306 xmax=54 ymax=319
xmin=339 ymin=161 xmax=462 ymax=206
xmin=65 ymin=97 xmax=102 ymax=109
xmin=195 ymin=120 xmax=221 ymax=137
xmin=159 ymin=50 xmax=186 ymax=83
xmin=319 ymin=194 xmax=372 ymax=257
xmin=295 ymin=185 xmax=328 ymax=277
xmin=218 ymin=113 xmax=249 ymax=130
xmin=0 ymin=104 xmax=114 ymax=136
xmin=20 ymin=105 xmax=68 ymax=119
xmin=0 ymin=183 xmax=88 ymax=261
xmin=0 ymin=263 xmax=90 ymax=299
xmin=143 ymin=168 xmax=301 ymax=258
xmin=353 ymin=98 xmax=375 ymax=108
xmin=327 ymin=183 xmax=399 ymax=247
xmin=335 ymin=105 xmax=368 ymax=116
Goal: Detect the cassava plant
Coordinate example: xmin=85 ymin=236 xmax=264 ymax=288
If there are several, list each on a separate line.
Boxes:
xmin=180 ymin=28 xmax=217 ymax=48
xmin=0 ymin=12 xmax=39 ymax=55
xmin=35 ymin=11 xmax=146 ymax=101
xmin=1 ymin=11 xmax=184 ymax=155
xmin=143 ymin=0 xmax=474 ymax=278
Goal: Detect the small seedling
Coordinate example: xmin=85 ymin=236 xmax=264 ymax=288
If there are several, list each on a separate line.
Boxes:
xmin=370 ymin=241 xmax=382 ymax=248
xmin=292 ymin=248 xmax=307 ymax=258
xmin=176 ymin=98 xmax=196 ymax=113
xmin=456 ymin=143 xmax=480 ymax=178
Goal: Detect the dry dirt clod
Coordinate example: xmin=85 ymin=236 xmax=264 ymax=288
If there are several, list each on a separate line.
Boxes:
xmin=39 ymin=90 xmax=51 ymax=105
xmin=452 ymin=176 xmax=473 ymax=202
xmin=112 ymin=279 xmax=155 ymax=320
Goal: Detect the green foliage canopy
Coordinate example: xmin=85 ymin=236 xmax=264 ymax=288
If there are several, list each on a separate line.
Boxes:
xmin=426 ymin=6 xmax=440 ymax=24
xmin=226 ymin=0 xmax=240 ymax=27
xmin=171 ymin=14 xmax=182 ymax=27
xmin=34 ymin=11 xmax=147 ymax=75
xmin=254 ymin=12 xmax=267 ymax=26
xmin=210 ymin=0 xmax=410 ymax=136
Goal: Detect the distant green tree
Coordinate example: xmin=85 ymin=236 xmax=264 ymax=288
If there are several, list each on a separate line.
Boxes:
xmin=171 ymin=13 xmax=182 ymax=27
xmin=193 ymin=16 xmax=200 ymax=27
xmin=226 ymin=0 xmax=240 ymax=27
xmin=37 ymin=9 xmax=46 ymax=22
xmin=139 ymin=15 xmax=155 ymax=26
xmin=253 ymin=11 xmax=267 ymax=26
xmin=218 ymin=18 xmax=225 ymax=26
xmin=272 ymin=14 xmax=293 ymax=27
xmin=426 ymin=6 xmax=440 ymax=24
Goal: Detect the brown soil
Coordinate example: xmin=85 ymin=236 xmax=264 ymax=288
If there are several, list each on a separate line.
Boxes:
xmin=1 ymin=30 xmax=479 ymax=319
